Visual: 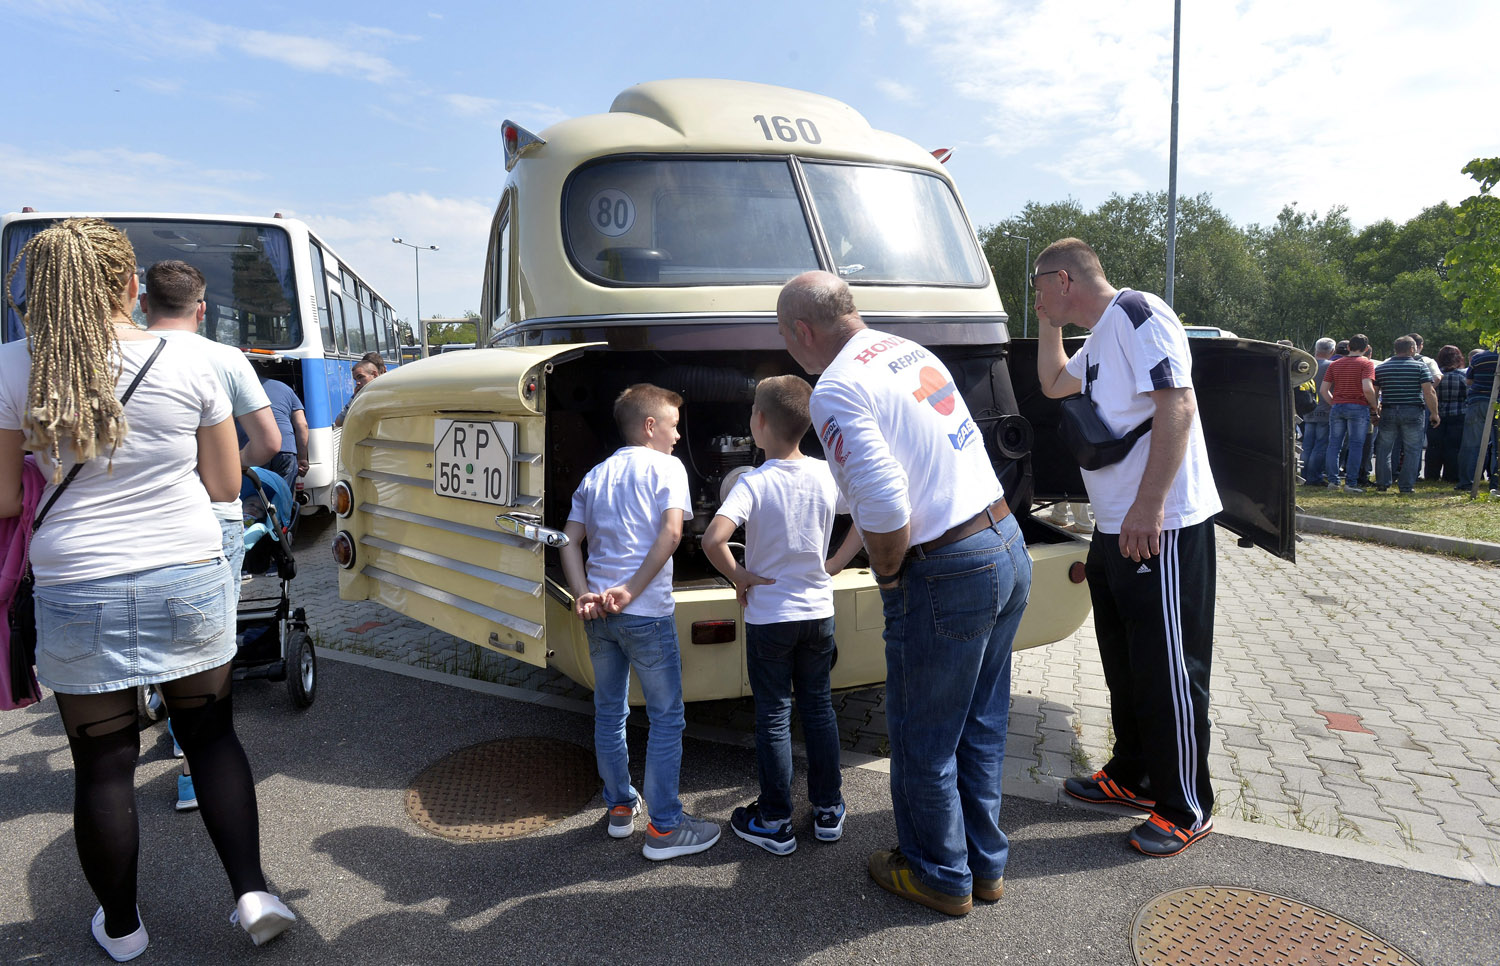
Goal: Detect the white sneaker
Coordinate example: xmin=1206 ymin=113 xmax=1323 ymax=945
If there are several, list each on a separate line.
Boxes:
xmin=230 ymin=891 xmax=296 ymax=946
xmin=91 ymin=906 xmax=148 ymax=962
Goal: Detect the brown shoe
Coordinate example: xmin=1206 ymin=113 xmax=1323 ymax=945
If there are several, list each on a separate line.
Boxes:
xmin=867 ymin=848 xmax=972 ymax=916
xmin=973 ymin=876 xmax=1004 ymax=902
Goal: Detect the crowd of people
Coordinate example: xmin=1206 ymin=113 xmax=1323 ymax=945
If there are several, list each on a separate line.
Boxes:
xmin=1300 ymin=331 xmax=1498 ymax=493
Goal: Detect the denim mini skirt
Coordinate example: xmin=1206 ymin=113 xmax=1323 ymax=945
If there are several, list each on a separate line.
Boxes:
xmin=34 ymin=559 xmax=235 ymax=695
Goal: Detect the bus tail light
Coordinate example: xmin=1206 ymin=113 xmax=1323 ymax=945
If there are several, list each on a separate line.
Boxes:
xmin=331 ymin=531 xmax=356 ymax=569
xmin=333 ymin=480 xmax=353 ymax=517
xmin=1069 ymin=561 xmax=1086 ymax=584
xmin=691 ymin=620 xmax=736 ymax=645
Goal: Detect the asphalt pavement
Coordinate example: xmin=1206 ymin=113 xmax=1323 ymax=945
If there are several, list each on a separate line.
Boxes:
xmin=3 ymin=659 xmax=1497 ymax=965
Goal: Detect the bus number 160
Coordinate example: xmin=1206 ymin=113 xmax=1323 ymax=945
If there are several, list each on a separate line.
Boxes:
xmin=752 ymin=115 xmax=821 ymax=144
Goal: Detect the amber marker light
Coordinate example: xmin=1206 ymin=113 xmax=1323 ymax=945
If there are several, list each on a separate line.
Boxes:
xmin=333 ymin=480 xmax=353 ymax=517
xmin=331 ymin=531 xmax=356 ymax=569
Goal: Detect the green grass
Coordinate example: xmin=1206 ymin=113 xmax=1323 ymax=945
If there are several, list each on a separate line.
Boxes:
xmin=1298 ymin=478 xmax=1500 ymax=544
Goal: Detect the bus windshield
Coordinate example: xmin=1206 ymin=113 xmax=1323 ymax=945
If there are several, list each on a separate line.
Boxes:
xmin=3 ymin=218 xmax=301 ymax=348
xmin=561 ymin=158 xmax=986 ymax=288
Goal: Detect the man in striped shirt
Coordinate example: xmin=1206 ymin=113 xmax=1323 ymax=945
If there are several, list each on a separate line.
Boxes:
xmin=1373 ymin=336 xmax=1439 ymax=493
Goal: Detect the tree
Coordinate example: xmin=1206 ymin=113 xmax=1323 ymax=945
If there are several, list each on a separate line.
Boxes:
xmin=1443 ymin=158 xmax=1500 ymax=342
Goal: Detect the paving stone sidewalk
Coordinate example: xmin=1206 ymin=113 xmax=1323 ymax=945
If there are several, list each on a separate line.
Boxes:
xmin=294 ymin=514 xmax=1500 ymax=882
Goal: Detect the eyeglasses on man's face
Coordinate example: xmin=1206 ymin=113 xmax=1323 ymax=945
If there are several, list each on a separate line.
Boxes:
xmin=1029 ymin=269 xmax=1066 ymax=289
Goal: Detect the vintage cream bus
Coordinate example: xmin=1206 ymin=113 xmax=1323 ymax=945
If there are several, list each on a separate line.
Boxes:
xmin=333 ymin=79 xmax=1306 ymax=701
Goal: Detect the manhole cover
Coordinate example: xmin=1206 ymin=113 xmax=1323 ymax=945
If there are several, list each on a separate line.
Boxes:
xmin=1132 ymin=886 xmax=1421 ymax=965
xmin=405 ymin=737 xmax=598 ymax=841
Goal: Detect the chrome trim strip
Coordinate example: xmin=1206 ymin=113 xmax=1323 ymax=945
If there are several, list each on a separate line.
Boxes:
xmin=356 ymin=437 xmax=429 ymax=452
xmin=515 ymin=451 xmax=542 ymax=465
xmin=359 ymin=502 xmax=539 ymax=550
xmin=363 ymin=565 xmax=544 ymax=639
xmin=357 ymin=468 xmax=429 ymax=489
xmin=361 ymin=536 xmax=542 ymax=597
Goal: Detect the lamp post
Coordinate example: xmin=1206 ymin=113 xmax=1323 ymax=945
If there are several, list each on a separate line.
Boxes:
xmin=392 ymin=237 xmax=438 ymax=357
xmin=1001 ymin=231 xmax=1031 ymax=337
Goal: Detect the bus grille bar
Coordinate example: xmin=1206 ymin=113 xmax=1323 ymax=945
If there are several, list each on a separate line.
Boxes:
xmin=362 ymin=565 xmax=544 ymax=639
xmin=356 ymin=469 xmax=540 ymax=508
xmin=356 ymin=437 xmax=429 ymax=452
xmin=361 ymin=536 xmax=542 ymax=597
xmin=358 ymin=502 xmax=539 ymax=551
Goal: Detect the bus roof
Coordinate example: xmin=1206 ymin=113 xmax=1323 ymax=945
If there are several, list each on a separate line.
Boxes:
xmin=528 ymin=79 xmax=943 ymax=172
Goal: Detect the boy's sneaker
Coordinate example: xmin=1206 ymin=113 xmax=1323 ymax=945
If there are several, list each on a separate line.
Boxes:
xmin=1342 ymin=483 xmax=1364 ymax=494
xmin=730 ymin=802 xmax=796 ymax=855
xmin=606 ymin=800 xmax=639 ymax=839
xmin=175 ymin=774 xmax=198 ymax=812
xmin=1129 ymin=814 xmax=1213 ymax=857
xmin=813 ymin=802 xmax=846 ymax=842
xmin=642 ymin=813 xmax=721 ymax=861
xmin=167 ymin=721 xmax=184 ymax=759
xmin=867 ymin=848 xmax=971 ymax=917
xmin=1063 ymin=770 xmax=1155 ymax=810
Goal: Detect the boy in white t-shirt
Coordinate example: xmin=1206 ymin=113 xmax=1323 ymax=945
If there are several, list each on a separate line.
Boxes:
xmin=703 ymin=375 xmax=863 ymax=855
xmin=560 ymin=384 xmax=721 ymax=861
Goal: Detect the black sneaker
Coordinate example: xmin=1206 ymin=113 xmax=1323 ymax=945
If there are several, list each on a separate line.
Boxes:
xmin=1129 ymin=814 xmax=1213 ymax=857
xmin=1063 ymin=770 xmax=1155 ymax=810
xmin=730 ymin=802 xmax=796 ymax=855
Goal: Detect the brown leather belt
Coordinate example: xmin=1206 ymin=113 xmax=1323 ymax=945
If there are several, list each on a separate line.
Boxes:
xmin=911 ymin=497 xmax=1011 ymax=557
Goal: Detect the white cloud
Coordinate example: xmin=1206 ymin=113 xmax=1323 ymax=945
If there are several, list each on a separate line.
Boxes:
xmin=0 ymin=143 xmax=264 ymax=211
xmin=295 ymin=192 xmax=496 ymax=319
xmin=7 ymin=2 xmax=406 ymax=85
xmin=445 ymin=93 xmax=501 ymax=118
xmin=860 ymin=9 xmax=878 ymax=33
xmin=877 ymin=79 xmax=918 ymax=104
xmin=893 ymin=0 xmax=1500 ymax=225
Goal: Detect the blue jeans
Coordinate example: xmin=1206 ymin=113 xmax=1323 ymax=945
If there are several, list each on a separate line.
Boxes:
xmin=1301 ymin=420 xmax=1329 ymax=484
xmin=745 ymin=617 xmax=842 ymax=822
xmin=1326 ymin=403 xmax=1371 ymax=486
xmin=1375 ymin=405 xmax=1427 ymax=491
xmin=585 ymin=613 xmax=685 ymax=831
xmin=1457 ymin=398 xmax=1498 ymax=488
xmin=880 ymin=512 xmax=1031 ymax=896
xmin=220 ymin=516 xmax=245 ymax=607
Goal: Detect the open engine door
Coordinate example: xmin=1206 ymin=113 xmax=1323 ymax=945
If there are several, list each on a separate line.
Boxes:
xmin=1009 ymin=337 xmax=1311 ymax=562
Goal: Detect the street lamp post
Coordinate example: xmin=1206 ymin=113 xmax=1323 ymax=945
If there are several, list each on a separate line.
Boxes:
xmin=1001 ymin=231 xmax=1031 ymax=337
xmin=392 ymin=237 xmax=439 ymax=357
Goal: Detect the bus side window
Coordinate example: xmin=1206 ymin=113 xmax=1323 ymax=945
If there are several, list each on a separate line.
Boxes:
xmin=329 ymin=293 xmax=348 ymax=354
xmin=309 ymin=242 xmax=334 ymax=351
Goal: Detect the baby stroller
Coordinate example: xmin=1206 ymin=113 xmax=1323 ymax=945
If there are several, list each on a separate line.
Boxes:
xmin=138 ymin=468 xmax=316 ymax=727
xmin=234 ymin=467 xmax=316 ymax=708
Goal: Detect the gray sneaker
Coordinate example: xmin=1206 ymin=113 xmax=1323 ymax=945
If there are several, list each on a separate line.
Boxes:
xmin=607 ymin=800 xmax=639 ymax=839
xmin=642 ymin=813 xmax=721 ymax=861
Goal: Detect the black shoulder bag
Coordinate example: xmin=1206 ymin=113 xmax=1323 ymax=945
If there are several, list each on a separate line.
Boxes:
xmin=1056 ymin=364 xmax=1154 ymax=472
xmin=9 ymin=339 xmax=166 ymax=702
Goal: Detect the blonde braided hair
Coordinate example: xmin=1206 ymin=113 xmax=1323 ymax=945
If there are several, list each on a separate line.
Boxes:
xmin=4 ymin=218 xmax=135 ymax=481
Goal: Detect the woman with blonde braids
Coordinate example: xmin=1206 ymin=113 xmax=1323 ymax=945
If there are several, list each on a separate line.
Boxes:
xmin=0 ymin=219 xmax=296 ymax=960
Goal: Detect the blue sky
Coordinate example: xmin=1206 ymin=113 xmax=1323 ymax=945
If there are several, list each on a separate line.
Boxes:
xmin=2 ymin=0 xmax=1494 ymax=321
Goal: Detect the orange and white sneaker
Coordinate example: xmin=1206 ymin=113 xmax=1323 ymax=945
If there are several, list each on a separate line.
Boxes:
xmin=1063 ymin=770 xmax=1155 ymax=811
xmin=1129 ymin=814 xmax=1213 ymax=857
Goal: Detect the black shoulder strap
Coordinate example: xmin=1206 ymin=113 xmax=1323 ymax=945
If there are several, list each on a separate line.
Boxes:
xmin=32 ymin=338 xmax=167 ymax=533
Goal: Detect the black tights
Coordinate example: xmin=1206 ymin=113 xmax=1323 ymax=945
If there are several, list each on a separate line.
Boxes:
xmin=57 ymin=664 xmax=267 ymax=938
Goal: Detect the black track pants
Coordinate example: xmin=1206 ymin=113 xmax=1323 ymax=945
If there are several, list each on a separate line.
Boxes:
xmin=1085 ymin=519 xmax=1215 ymax=830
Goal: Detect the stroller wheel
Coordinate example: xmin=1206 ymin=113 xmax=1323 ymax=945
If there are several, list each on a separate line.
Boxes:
xmin=286 ymin=630 xmax=317 ymax=709
xmin=136 ymin=685 xmax=167 ymax=729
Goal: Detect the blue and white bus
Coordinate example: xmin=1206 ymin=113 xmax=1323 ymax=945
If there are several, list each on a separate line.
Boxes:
xmin=2 ymin=210 xmax=403 ymax=512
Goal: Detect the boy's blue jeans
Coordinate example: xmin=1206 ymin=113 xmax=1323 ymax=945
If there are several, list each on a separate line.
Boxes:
xmin=745 ymin=616 xmax=843 ymax=823
xmin=880 ymin=513 xmax=1031 ymax=897
xmin=585 ymin=613 xmax=685 ymax=832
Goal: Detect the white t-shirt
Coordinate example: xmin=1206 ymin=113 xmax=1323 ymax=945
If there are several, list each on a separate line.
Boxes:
xmin=0 ymin=337 xmax=231 ymax=584
xmin=1063 ymin=289 xmax=1222 ymax=533
xmin=810 ymin=328 xmax=1003 ymax=543
xmin=567 ymin=445 xmax=693 ymax=618
xmin=714 ymin=457 xmax=845 ymax=625
xmin=153 ymin=328 xmax=272 ymax=522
